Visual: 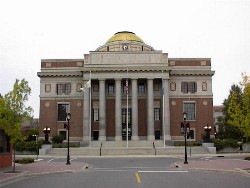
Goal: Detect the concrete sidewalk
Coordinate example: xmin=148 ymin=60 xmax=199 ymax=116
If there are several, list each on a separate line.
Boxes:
xmin=176 ymin=158 xmax=250 ymax=176
xmin=0 ymin=161 xmax=88 ymax=184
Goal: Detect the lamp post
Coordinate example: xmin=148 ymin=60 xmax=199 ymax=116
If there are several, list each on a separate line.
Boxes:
xmin=181 ymin=112 xmax=190 ymax=164
xmin=43 ymin=126 xmax=51 ymax=144
xmin=32 ymin=134 xmax=38 ymax=161
xmin=66 ymin=113 xmax=71 ymax=165
xmin=204 ymin=125 xmax=212 ymax=143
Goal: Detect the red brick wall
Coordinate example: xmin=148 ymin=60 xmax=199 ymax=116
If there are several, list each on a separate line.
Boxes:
xmin=170 ymin=98 xmax=214 ymax=141
xmin=0 ymin=145 xmax=12 ymax=168
xmin=138 ymin=99 xmax=147 ymax=136
xmin=106 ymin=99 xmax=115 ymax=137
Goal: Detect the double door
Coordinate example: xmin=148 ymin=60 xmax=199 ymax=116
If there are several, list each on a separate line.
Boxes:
xmin=122 ymin=108 xmax=131 ymax=140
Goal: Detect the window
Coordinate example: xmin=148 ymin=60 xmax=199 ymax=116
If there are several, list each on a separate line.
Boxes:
xmin=122 ymin=108 xmax=131 ymax=123
xmin=184 ymin=102 xmax=196 ymax=120
xmin=154 ymin=108 xmax=160 ymax=121
xmin=0 ymin=130 xmax=10 ymax=153
xmin=56 ymin=83 xmax=71 ymax=95
xmin=65 ymin=83 xmax=71 ymax=95
xmin=57 ymin=84 xmax=63 ymax=95
xmin=187 ymin=130 xmax=195 ymax=139
xmin=45 ymin=84 xmax=51 ymax=92
xmin=108 ymin=83 xmax=114 ymax=95
xmin=182 ymin=82 xmax=197 ymax=94
xmin=138 ymin=83 xmax=145 ymax=94
xmin=58 ymin=104 xmax=70 ymax=121
xmin=59 ymin=130 xmax=67 ymax=140
xmin=93 ymin=109 xmax=99 ymax=121
xmin=189 ymin=82 xmax=197 ymax=93
xmin=182 ymin=82 xmax=188 ymax=93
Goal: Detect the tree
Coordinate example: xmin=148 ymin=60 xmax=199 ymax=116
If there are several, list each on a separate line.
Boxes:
xmin=0 ymin=79 xmax=33 ymax=171
xmin=227 ymin=73 xmax=250 ymax=142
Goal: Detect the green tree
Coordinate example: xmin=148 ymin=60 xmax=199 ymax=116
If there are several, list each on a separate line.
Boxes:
xmin=227 ymin=73 xmax=250 ymax=142
xmin=0 ymin=79 xmax=33 ymax=171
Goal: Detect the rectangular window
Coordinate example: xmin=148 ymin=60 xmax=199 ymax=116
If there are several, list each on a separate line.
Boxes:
xmin=138 ymin=83 xmax=145 ymax=94
xmin=182 ymin=82 xmax=188 ymax=93
xmin=154 ymin=83 xmax=159 ymax=91
xmin=93 ymin=83 xmax=99 ymax=92
xmin=93 ymin=109 xmax=99 ymax=121
xmin=122 ymin=108 xmax=131 ymax=124
xmin=59 ymin=130 xmax=67 ymax=140
xmin=108 ymin=83 xmax=114 ymax=95
xmin=0 ymin=130 xmax=10 ymax=153
xmin=187 ymin=130 xmax=194 ymax=139
xmin=154 ymin=108 xmax=160 ymax=121
xmin=57 ymin=84 xmax=63 ymax=95
xmin=184 ymin=102 xmax=196 ymax=120
xmin=57 ymin=83 xmax=71 ymax=95
xmin=58 ymin=104 xmax=70 ymax=121
xmin=65 ymin=83 xmax=71 ymax=95
xmin=189 ymin=82 xmax=197 ymax=93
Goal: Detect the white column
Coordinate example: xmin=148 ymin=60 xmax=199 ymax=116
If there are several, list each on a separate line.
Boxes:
xmin=115 ymin=79 xmax=122 ymax=141
xmin=99 ymin=79 xmax=106 ymax=141
xmin=147 ymin=79 xmax=155 ymax=141
xmin=83 ymin=87 xmax=89 ymax=141
xmin=163 ymin=79 xmax=171 ymax=140
xmin=131 ymin=79 xmax=139 ymax=141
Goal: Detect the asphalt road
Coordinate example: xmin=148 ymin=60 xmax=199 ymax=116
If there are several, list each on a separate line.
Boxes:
xmin=1 ymin=157 xmax=249 ymax=188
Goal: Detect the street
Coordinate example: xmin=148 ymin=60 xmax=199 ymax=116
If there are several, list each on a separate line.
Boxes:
xmin=1 ymin=156 xmax=249 ymax=188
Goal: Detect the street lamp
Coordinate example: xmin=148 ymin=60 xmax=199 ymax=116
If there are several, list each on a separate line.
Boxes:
xmin=204 ymin=125 xmax=212 ymax=143
xmin=43 ymin=126 xmax=51 ymax=144
xmin=66 ymin=113 xmax=71 ymax=165
xmin=32 ymin=134 xmax=38 ymax=161
xmin=181 ymin=112 xmax=190 ymax=164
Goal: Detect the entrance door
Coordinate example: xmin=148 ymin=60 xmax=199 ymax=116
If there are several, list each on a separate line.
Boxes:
xmin=155 ymin=130 xmax=161 ymax=140
xmin=122 ymin=108 xmax=131 ymax=140
xmin=93 ymin=131 xmax=99 ymax=140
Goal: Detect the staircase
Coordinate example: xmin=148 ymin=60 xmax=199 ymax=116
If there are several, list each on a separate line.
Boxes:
xmin=45 ymin=141 xmax=210 ymax=156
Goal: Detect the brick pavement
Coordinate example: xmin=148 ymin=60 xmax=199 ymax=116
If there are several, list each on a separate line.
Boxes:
xmin=176 ymin=158 xmax=250 ymax=175
xmin=0 ymin=161 xmax=88 ymax=184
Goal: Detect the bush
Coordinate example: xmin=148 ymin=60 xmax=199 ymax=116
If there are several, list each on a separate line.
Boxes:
xmin=212 ymin=139 xmax=240 ymax=151
xmin=15 ymin=157 xmax=34 ymax=164
xmin=52 ymin=135 xmax=64 ymax=144
xmin=15 ymin=141 xmax=43 ymax=152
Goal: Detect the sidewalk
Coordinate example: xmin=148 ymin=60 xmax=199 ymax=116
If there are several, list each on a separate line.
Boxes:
xmin=176 ymin=158 xmax=250 ymax=176
xmin=0 ymin=161 xmax=89 ymax=184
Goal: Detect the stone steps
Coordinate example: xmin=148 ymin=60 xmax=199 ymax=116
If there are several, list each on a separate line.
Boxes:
xmin=46 ymin=146 xmax=209 ymax=156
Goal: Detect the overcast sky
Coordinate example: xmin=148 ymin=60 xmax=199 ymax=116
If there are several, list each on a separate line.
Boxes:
xmin=0 ymin=0 xmax=249 ymax=118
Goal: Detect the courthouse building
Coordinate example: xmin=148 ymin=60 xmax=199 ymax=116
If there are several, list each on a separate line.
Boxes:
xmin=37 ymin=31 xmax=215 ymax=145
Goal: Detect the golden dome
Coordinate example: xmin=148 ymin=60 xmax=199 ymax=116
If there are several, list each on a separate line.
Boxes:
xmin=106 ymin=31 xmax=144 ymax=44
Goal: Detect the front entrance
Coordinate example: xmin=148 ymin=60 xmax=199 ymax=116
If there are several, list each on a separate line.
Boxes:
xmin=93 ymin=130 xmax=99 ymax=140
xmin=155 ymin=130 xmax=161 ymax=140
xmin=122 ymin=108 xmax=131 ymax=140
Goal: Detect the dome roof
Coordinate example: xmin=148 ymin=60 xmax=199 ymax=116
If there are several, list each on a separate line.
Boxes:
xmin=106 ymin=31 xmax=144 ymax=44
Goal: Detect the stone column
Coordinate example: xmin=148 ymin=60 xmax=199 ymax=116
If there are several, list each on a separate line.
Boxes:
xmin=115 ymin=79 xmax=122 ymax=141
xmin=131 ymin=79 xmax=139 ymax=141
xmin=147 ymin=79 xmax=155 ymax=140
xmin=99 ymin=79 xmax=106 ymax=141
xmin=163 ymin=79 xmax=171 ymax=140
xmin=83 ymin=87 xmax=90 ymax=142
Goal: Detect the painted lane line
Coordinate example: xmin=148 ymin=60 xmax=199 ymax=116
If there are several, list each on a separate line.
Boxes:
xmin=138 ymin=171 xmax=189 ymax=173
xmin=47 ymin=159 xmax=54 ymax=162
xmin=135 ymin=172 xmax=141 ymax=184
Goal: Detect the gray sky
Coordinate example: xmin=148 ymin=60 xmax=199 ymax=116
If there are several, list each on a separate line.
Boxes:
xmin=0 ymin=0 xmax=249 ymax=118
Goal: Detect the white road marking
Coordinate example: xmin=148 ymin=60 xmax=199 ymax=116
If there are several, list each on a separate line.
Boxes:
xmin=138 ymin=170 xmax=189 ymax=173
xmin=47 ymin=159 xmax=54 ymax=162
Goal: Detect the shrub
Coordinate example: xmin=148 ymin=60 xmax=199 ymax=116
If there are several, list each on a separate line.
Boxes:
xmin=212 ymin=139 xmax=240 ymax=151
xmin=15 ymin=158 xmax=34 ymax=164
xmin=245 ymin=157 xmax=250 ymax=161
xmin=15 ymin=141 xmax=43 ymax=152
xmin=52 ymin=135 xmax=64 ymax=144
